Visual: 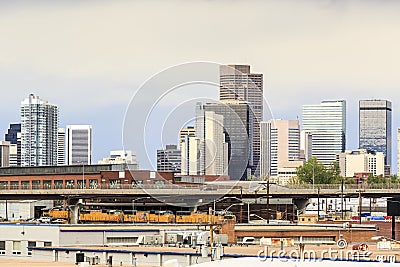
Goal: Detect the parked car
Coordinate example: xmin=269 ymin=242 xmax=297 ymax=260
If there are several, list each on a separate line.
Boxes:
xmin=37 ymin=217 xmax=53 ymax=223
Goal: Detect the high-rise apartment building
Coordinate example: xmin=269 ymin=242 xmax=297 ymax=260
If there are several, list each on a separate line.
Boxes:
xmin=57 ymin=128 xmax=65 ymax=165
xmin=260 ymin=120 xmax=301 ymax=178
xmin=359 ymin=100 xmax=392 ymax=165
xmin=21 ymin=94 xmax=59 ymax=166
xmin=302 ymin=100 xmax=346 ymax=166
xmin=204 ymin=100 xmax=252 ymax=180
xmin=5 ymin=123 xmax=21 ymax=166
xmin=66 ymin=125 xmax=92 ymax=165
xmin=157 ymin=144 xmax=181 ymax=173
xmin=220 ymin=65 xmax=263 ymax=176
xmin=0 ymin=141 xmax=10 ymax=167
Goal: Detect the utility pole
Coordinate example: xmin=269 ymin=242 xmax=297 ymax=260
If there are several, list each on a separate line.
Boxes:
xmin=317 ymin=187 xmax=320 ymax=221
xmin=359 ymin=190 xmax=362 ymax=224
xmin=341 ymin=178 xmax=344 ymax=220
xmin=267 ymin=177 xmax=270 ymax=224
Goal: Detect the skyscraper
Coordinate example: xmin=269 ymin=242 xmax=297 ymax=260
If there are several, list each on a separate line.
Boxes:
xmin=220 ymin=65 xmax=263 ymax=176
xmin=302 ymin=100 xmax=346 ymax=166
xmin=204 ymin=100 xmax=253 ymax=180
xmin=57 ymin=128 xmax=66 ymax=165
xmin=5 ymin=123 xmax=21 ymax=166
xmin=157 ymin=145 xmax=181 ymax=173
xmin=359 ymin=100 xmax=392 ymax=165
xmin=21 ymin=94 xmax=59 ymax=166
xmin=180 ymin=104 xmax=228 ymax=176
xmin=0 ymin=141 xmax=10 ymax=167
xmin=195 ymin=103 xmax=228 ymax=176
xmin=66 ymin=125 xmax=92 ymax=165
xmin=260 ymin=120 xmax=301 ymax=178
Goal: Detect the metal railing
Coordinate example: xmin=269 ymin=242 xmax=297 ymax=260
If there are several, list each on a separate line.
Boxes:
xmin=285 ymin=183 xmax=400 ymax=190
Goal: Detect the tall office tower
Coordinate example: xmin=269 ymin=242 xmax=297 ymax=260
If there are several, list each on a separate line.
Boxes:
xmin=5 ymin=123 xmax=21 ymax=166
xmin=180 ymin=135 xmax=200 ymax=175
xmin=300 ymin=130 xmax=312 ymax=161
xmin=179 ymin=126 xmax=196 ymax=148
xmin=57 ymin=128 xmax=66 ymax=165
xmin=0 ymin=141 xmax=10 ymax=167
xmin=302 ymin=100 xmax=346 ymax=167
xmin=220 ymin=65 xmax=263 ymax=176
xmin=66 ymin=125 xmax=92 ymax=165
xmin=204 ymin=100 xmax=253 ymax=180
xmin=260 ymin=120 xmax=301 ymax=178
xmin=359 ymin=100 xmax=392 ymax=165
xmin=21 ymin=94 xmax=59 ymax=166
xmin=195 ymin=103 xmax=228 ymax=175
xmin=157 ymin=144 xmax=181 ymax=173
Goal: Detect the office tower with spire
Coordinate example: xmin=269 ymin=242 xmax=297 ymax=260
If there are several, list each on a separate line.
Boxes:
xmin=302 ymin=100 xmax=346 ymax=166
xmin=220 ymin=64 xmax=263 ymax=176
xmin=359 ymin=100 xmax=392 ymax=165
xmin=21 ymin=94 xmax=59 ymax=166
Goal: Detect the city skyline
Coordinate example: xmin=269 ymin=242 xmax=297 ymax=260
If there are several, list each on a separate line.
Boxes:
xmin=0 ymin=1 xmax=399 ymax=169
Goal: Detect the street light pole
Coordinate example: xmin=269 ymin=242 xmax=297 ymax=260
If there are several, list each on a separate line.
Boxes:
xmin=132 ymin=197 xmax=150 ymax=224
xmin=267 ymin=177 xmax=270 ymax=224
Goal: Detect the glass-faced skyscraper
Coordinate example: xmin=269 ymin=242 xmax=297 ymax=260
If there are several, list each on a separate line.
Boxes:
xmin=220 ymin=65 xmax=263 ymax=177
xmin=21 ymin=94 xmax=59 ymax=166
xmin=204 ymin=100 xmax=253 ymax=180
xmin=302 ymin=100 xmax=346 ymax=167
xmin=359 ymin=100 xmax=392 ymax=165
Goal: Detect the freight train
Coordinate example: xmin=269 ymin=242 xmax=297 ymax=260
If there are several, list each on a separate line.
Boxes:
xmin=43 ymin=208 xmax=235 ymax=224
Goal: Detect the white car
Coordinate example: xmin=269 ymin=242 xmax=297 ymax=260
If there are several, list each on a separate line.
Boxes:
xmin=37 ymin=217 xmax=53 ymax=223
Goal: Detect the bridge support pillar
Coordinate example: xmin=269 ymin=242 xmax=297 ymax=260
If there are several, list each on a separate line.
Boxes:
xmin=68 ymin=199 xmax=81 ymax=224
xmin=293 ymin=199 xmax=311 ymax=216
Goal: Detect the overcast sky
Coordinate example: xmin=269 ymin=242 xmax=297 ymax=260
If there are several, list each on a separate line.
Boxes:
xmin=0 ymin=0 xmax=399 ymax=171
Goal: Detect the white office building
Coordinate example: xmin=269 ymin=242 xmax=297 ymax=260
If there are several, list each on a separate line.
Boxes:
xmin=182 ymin=103 xmax=228 ymax=176
xmin=21 ymin=94 xmax=59 ymax=166
xmin=260 ymin=120 xmax=303 ymax=181
xmin=66 ymin=125 xmax=92 ymax=165
xmin=302 ymin=100 xmax=346 ymax=167
xmin=98 ymin=150 xmax=139 ymax=169
xmin=57 ymin=128 xmax=65 ymax=165
xmin=337 ymin=149 xmax=385 ymax=177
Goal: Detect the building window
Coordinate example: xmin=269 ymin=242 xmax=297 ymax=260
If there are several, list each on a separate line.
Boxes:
xmin=0 ymin=241 xmax=5 ymax=255
xmin=12 ymin=241 xmax=21 ymax=255
xmin=44 ymin=242 xmax=52 ymax=247
xmin=27 ymin=241 xmax=36 ymax=256
xmin=32 ymin=181 xmax=40 ymax=189
xmin=10 ymin=181 xmax=19 ymax=190
xmin=43 ymin=180 xmax=52 ymax=189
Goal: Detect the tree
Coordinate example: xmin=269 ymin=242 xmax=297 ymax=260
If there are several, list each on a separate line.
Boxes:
xmin=390 ymin=174 xmax=399 ymax=184
xmin=367 ymin=174 xmax=388 ymax=184
xmin=296 ymin=157 xmax=344 ymax=185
